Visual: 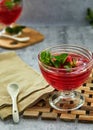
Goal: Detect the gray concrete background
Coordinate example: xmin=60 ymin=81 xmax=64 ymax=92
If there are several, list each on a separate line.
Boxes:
xmin=0 ymin=0 xmax=93 ymax=129
xmin=18 ymin=0 xmax=93 ymax=25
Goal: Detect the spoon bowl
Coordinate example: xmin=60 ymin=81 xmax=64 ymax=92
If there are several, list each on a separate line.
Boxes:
xmin=7 ymin=83 xmax=19 ymax=123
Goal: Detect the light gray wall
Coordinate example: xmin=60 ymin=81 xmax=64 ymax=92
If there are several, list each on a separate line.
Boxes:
xmin=18 ymin=0 xmax=93 ymax=25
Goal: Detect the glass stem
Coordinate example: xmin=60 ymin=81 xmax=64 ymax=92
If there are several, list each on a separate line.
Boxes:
xmin=60 ymin=90 xmax=74 ymax=98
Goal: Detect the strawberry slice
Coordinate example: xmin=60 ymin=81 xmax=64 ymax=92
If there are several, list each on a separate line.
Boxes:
xmin=66 ymin=55 xmax=72 ymax=63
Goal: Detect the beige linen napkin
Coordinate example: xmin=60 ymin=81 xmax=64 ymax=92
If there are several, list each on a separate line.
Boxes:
xmin=0 ymin=52 xmax=54 ymax=119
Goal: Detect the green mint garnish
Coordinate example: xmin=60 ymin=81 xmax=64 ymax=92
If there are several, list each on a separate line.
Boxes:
xmin=52 ymin=53 xmax=68 ymax=68
xmin=40 ymin=51 xmax=68 ymax=68
xmin=64 ymin=66 xmax=71 ymax=72
xmin=86 ymin=8 xmax=93 ymax=26
xmin=64 ymin=64 xmax=72 ymax=72
xmin=40 ymin=50 xmax=78 ymax=71
xmin=5 ymin=1 xmax=14 ymax=9
xmin=5 ymin=0 xmax=21 ymax=9
xmin=5 ymin=26 xmax=26 ymax=35
xmin=40 ymin=51 xmax=53 ymax=66
xmin=54 ymin=53 xmax=68 ymax=64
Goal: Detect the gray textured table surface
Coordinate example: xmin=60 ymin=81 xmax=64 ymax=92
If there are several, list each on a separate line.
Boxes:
xmin=19 ymin=0 xmax=93 ymax=26
xmin=0 ymin=24 xmax=93 ymax=130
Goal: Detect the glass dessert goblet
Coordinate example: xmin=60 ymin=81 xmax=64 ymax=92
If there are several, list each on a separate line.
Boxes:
xmin=0 ymin=0 xmax=23 ymax=34
xmin=38 ymin=45 xmax=93 ymax=111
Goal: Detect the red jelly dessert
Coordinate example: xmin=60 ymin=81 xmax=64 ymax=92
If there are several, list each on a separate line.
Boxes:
xmin=0 ymin=0 xmax=22 ymax=25
xmin=39 ymin=51 xmax=92 ymax=91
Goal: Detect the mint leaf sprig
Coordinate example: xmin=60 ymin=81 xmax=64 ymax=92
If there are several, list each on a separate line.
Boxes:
xmin=5 ymin=0 xmax=21 ymax=9
xmin=40 ymin=51 xmax=53 ymax=66
xmin=40 ymin=51 xmax=69 ymax=68
xmin=5 ymin=1 xmax=14 ymax=9
xmin=5 ymin=25 xmax=26 ymax=35
xmin=52 ymin=53 xmax=68 ymax=68
xmin=86 ymin=8 xmax=93 ymax=26
xmin=40 ymin=51 xmax=78 ymax=72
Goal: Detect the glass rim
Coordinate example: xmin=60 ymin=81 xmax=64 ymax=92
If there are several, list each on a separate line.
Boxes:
xmin=38 ymin=44 xmax=93 ymax=72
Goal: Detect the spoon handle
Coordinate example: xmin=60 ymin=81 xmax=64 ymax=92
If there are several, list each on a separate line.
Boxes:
xmin=12 ymin=97 xmax=19 ymax=123
xmin=0 ymin=34 xmax=30 ymax=42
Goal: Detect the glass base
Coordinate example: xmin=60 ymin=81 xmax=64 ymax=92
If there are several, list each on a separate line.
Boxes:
xmin=49 ymin=91 xmax=85 ymax=111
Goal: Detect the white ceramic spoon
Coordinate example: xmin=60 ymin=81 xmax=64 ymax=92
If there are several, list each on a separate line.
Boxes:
xmin=0 ymin=34 xmax=30 ymax=42
xmin=7 ymin=83 xmax=19 ymax=123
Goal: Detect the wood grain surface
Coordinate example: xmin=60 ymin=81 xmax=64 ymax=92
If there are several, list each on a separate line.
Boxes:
xmin=0 ymin=25 xmax=44 ymax=49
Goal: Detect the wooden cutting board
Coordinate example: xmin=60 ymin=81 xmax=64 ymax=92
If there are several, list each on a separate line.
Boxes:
xmin=0 ymin=25 xmax=44 ymax=49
